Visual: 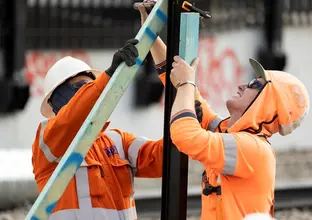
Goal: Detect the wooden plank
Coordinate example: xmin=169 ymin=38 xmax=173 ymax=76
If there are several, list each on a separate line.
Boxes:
xmin=179 ymin=13 xmax=199 ymax=66
xmin=25 ymin=0 xmax=168 ymax=219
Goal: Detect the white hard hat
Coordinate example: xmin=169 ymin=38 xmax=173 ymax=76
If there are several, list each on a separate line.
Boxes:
xmin=40 ymin=56 xmax=102 ymax=118
xmin=243 ymin=213 xmax=276 ymax=220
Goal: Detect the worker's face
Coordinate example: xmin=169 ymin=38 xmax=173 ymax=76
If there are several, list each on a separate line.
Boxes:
xmin=49 ymin=74 xmax=95 ymax=115
xmin=226 ymin=78 xmax=266 ymax=115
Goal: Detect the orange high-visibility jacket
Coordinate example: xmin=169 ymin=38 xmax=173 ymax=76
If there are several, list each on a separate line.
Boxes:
xmin=32 ymin=72 xmax=164 ymax=220
xmin=156 ymin=62 xmax=275 ymax=220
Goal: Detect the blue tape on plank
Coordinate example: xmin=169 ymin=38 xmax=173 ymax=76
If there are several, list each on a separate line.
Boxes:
xmin=145 ymin=27 xmax=158 ymax=41
xmin=156 ymin=9 xmax=167 ymax=23
xmin=136 ymin=57 xmax=143 ymax=66
xmin=45 ymin=201 xmax=57 ymax=214
xmin=60 ymin=152 xmax=84 ymax=173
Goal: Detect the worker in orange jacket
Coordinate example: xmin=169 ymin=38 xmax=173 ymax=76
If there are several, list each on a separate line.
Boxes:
xmin=137 ymin=3 xmax=310 ymax=220
xmin=31 ymin=39 xmax=164 ymax=219
xmin=169 ymin=47 xmax=310 ymax=219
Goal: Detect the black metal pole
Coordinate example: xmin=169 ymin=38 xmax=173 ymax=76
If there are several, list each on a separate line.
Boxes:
xmin=9 ymin=0 xmax=29 ymax=111
xmin=161 ymin=0 xmax=189 ymax=220
xmin=264 ymin=0 xmax=283 ymax=52
xmin=258 ymin=0 xmax=286 ymax=71
xmin=0 ymin=0 xmax=28 ymax=113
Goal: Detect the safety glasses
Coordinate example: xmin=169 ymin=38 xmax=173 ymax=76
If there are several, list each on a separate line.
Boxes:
xmin=247 ymin=78 xmax=265 ymax=91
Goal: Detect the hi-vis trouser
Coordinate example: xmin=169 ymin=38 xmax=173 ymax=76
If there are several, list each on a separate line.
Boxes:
xmin=201 ymin=171 xmax=274 ymax=220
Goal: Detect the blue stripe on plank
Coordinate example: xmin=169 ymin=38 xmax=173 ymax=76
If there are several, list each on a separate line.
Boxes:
xmin=30 ymin=217 xmax=39 ymax=220
xmin=136 ymin=58 xmax=143 ymax=66
xmin=46 ymin=201 xmax=57 ymax=214
xmin=145 ymin=27 xmax=157 ymax=41
xmin=60 ymin=152 xmax=83 ymax=173
xmin=156 ymin=9 xmax=167 ymax=23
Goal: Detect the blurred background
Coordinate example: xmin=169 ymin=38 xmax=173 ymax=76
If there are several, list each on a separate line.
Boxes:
xmin=0 ymin=0 xmax=312 ymax=219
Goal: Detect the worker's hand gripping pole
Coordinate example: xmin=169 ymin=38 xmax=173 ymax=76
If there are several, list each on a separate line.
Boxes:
xmin=25 ymin=0 xmax=168 ymax=219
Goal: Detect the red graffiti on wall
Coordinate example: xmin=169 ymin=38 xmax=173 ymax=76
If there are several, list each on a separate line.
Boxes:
xmin=196 ymin=36 xmax=244 ymax=108
xmin=25 ymin=51 xmax=90 ymax=96
xmin=159 ymin=36 xmax=245 ymax=109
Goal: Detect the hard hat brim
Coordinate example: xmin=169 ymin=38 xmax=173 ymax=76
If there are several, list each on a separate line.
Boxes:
xmin=40 ymin=69 xmax=103 ymax=118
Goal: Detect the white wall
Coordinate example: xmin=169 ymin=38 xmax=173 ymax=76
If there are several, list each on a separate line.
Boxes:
xmin=269 ymin=27 xmax=312 ymax=150
xmin=0 ymin=27 xmax=311 ymax=152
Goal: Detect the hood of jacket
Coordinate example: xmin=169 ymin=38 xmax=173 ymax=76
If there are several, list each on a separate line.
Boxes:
xmin=226 ymin=59 xmax=309 ymax=137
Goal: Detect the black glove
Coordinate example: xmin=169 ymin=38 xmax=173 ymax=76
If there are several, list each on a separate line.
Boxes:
xmin=195 ymin=100 xmax=203 ymax=123
xmin=105 ymin=39 xmax=139 ymax=77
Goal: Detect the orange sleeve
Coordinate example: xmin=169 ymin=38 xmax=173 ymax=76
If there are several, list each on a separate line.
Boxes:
xmin=120 ymin=131 xmax=163 ymax=178
xmin=156 ymin=61 xmax=222 ymax=132
xmin=41 ymin=73 xmax=111 ymax=159
xmin=170 ymin=109 xmax=259 ymax=178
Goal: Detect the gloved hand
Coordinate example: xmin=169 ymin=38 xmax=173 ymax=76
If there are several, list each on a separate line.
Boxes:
xmin=105 ymin=39 xmax=139 ymax=77
xmin=195 ymin=100 xmax=203 ymax=123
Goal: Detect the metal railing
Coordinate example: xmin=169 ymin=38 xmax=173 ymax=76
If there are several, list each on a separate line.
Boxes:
xmin=26 ymin=0 xmax=139 ymax=49
xmin=23 ymin=0 xmax=312 ymax=50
